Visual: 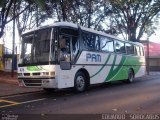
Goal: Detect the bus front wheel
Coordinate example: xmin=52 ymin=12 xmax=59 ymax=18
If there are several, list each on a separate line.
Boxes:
xmin=74 ymin=72 xmax=87 ymax=92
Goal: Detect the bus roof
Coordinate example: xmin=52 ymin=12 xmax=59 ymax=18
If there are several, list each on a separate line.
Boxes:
xmin=22 ymin=22 xmax=143 ymax=46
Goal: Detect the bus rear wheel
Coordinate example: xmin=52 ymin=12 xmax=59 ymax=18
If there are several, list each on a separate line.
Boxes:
xmin=74 ymin=72 xmax=87 ymax=92
xmin=127 ymin=69 xmax=134 ymax=83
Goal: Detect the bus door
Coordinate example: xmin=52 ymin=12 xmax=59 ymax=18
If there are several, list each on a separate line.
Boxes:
xmin=59 ymin=35 xmax=72 ymax=70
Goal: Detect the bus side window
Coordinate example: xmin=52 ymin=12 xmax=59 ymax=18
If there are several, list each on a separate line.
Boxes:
xmin=82 ymin=32 xmax=90 ymax=50
xmin=135 ymin=45 xmax=141 ymax=56
xmin=115 ymin=40 xmax=125 ymax=53
xmin=72 ymin=36 xmax=78 ymax=53
xmin=82 ymin=32 xmax=99 ymax=51
xmin=72 ymin=36 xmax=79 ymax=61
xmin=100 ymin=36 xmax=114 ymax=52
xmin=95 ymin=35 xmax=100 ymax=51
xmin=126 ymin=43 xmax=134 ymax=54
xmin=140 ymin=47 xmax=144 ymax=56
xmin=59 ymin=36 xmax=71 ymax=62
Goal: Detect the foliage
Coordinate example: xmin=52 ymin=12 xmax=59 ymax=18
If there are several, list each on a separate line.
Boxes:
xmin=15 ymin=0 xmax=52 ymax=36
xmin=0 ymin=0 xmax=49 ymax=38
xmin=107 ymin=0 xmax=160 ymax=41
xmin=47 ymin=0 xmax=110 ymax=31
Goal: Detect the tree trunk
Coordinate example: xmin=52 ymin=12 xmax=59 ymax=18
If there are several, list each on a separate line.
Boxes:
xmin=130 ymin=27 xmax=138 ymax=42
xmin=87 ymin=0 xmax=91 ymax=28
xmin=60 ymin=0 xmax=67 ymax=21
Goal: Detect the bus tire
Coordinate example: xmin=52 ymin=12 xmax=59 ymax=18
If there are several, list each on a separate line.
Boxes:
xmin=127 ymin=69 xmax=134 ymax=83
xmin=74 ymin=71 xmax=87 ymax=92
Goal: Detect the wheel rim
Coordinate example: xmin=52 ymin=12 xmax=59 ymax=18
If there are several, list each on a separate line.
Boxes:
xmin=76 ymin=75 xmax=85 ymax=91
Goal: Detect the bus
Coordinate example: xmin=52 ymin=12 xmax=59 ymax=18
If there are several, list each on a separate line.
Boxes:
xmin=18 ymin=22 xmax=146 ymax=92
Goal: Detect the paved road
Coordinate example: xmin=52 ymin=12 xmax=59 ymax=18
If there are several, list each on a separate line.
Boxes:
xmin=0 ymin=74 xmax=160 ymax=119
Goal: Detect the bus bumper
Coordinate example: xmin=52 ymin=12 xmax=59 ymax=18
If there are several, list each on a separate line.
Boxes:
xmin=18 ymin=77 xmax=58 ymax=88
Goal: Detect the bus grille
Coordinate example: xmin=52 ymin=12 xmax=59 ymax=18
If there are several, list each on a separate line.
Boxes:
xmin=24 ymin=73 xmax=30 ymax=76
xmin=23 ymin=79 xmax=42 ymax=87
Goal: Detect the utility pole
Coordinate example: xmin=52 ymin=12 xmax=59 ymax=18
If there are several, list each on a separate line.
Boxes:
xmin=11 ymin=1 xmax=16 ymax=77
xmin=145 ymin=25 xmax=152 ymax=76
xmin=147 ymin=35 xmax=150 ymax=75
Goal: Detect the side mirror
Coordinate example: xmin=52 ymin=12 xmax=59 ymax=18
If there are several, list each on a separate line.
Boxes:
xmin=60 ymin=61 xmax=71 ymax=70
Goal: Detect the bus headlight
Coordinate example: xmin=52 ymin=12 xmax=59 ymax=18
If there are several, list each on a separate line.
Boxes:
xmin=41 ymin=71 xmax=55 ymax=76
xmin=18 ymin=73 xmax=23 ymax=77
xmin=41 ymin=72 xmax=49 ymax=76
xmin=50 ymin=71 xmax=55 ymax=76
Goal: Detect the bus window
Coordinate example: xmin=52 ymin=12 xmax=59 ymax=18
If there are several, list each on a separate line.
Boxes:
xmin=35 ymin=29 xmax=51 ymax=55
xmin=115 ymin=40 xmax=125 ymax=53
xmin=126 ymin=43 xmax=134 ymax=54
xmin=140 ymin=47 xmax=144 ymax=56
xmin=59 ymin=36 xmax=71 ymax=62
xmin=100 ymin=36 xmax=114 ymax=52
xmin=33 ymin=28 xmax=51 ymax=62
xmin=72 ymin=36 xmax=79 ymax=61
xmin=82 ymin=32 xmax=99 ymax=51
xmin=95 ymin=36 xmax=100 ymax=50
xmin=72 ymin=36 xmax=78 ymax=53
xmin=135 ymin=45 xmax=141 ymax=56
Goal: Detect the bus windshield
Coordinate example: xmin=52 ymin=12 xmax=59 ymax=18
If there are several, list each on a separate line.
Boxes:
xmin=20 ymin=28 xmax=54 ymax=64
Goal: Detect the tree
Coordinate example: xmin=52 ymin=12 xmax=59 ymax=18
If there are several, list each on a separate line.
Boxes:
xmin=51 ymin=0 xmax=110 ymax=31
xmin=107 ymin=0 xmax=160 ymax=42
xmin=15 ymin=0 xmax=52 ymax=37
xmin=0 ymin=0 xmax=14 ymax=38
xmin=0 ymin=0 xmax=47 ymax=38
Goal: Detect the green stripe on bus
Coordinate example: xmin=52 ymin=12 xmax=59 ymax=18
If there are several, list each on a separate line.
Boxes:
xmin=27 ymin=66 xmax=48 ymax=72
xmin=27 ymin=66 xmax=43 ymax=71
xmin=105 ymin=55 xmax=126 ymax=81
xmin=90 ymin=54 xmax=111 ymax=78
xmin=108 ymin=56 xmax=127 ymax=81
xmin=106 ymin=56 xmax=143 ymax=82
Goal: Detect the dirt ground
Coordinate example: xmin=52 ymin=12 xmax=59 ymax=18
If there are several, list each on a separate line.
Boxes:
xmin=0 ymin=71 xmax=17 ymax=80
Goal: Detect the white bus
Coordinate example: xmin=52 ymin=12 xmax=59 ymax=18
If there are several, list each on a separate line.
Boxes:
xmin=18 ymin=22 xmax=146 ymax=92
